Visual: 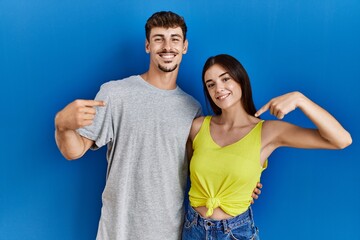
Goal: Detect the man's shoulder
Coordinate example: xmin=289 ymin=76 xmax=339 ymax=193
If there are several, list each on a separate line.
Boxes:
xmin=174 ymin=88 xmax=202 ymax=116
xmin=97 ymin=75 xmax=141 ymax=96
xmin=93 ymin=75 xmax=141 ymax=102
xmin=176 ymin=87 xmax=199 ymax=103
xmin=101 ymin=75 xmax=139 ymax=90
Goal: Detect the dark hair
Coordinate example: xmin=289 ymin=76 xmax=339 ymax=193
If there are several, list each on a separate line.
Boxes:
xmin=202 ymin=54 xmax=257 ymax=116
xmin=145 ymin=11 xmax=187 ymax=41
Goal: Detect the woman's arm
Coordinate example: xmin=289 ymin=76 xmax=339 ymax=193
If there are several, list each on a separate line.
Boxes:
xmin=256 ymin=91 xmax=352 ymax=150
xmin=189 ymin=116 xmax=205 ymax=141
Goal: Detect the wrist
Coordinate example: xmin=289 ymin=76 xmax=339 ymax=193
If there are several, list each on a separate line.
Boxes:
xmin=294 ymin=91 xmax=307 ymax=109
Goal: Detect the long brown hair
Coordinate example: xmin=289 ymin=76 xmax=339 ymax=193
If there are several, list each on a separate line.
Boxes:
xmin=202 ymin=54 xmax=257 ymax=116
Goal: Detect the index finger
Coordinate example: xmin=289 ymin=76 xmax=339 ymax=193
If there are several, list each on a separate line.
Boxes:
xmin=255 ymin=102 xmax=270 ymax=117
xmin=83 ymin=100 xmax=106 ymax=107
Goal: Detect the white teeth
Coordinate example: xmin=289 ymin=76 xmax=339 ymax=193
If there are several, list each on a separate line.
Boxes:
xmin=160 ymin=54 xmax=175 ymax=59
xmin=217 ymin=94 xmax=230 ymax=100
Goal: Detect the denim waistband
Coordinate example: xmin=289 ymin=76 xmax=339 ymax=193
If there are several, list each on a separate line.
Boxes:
xmin=185 ymin=205 xmax=254 ymax=232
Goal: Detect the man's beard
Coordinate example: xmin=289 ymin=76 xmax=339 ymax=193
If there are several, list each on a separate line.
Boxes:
xmin=157 ymin=49 xmax=179 ymax=72
xmin=158 ymin=63 xmax=178 ymax=73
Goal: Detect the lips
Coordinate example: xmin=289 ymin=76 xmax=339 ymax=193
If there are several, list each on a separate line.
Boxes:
xmin=216 ymin=93 xmax=230 ymax=100
xmin=158 ymin=52 xmax=177 ymax=61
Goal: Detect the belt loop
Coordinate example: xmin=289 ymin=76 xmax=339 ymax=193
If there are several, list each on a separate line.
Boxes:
xmin=222 ymin=219 xmax=230 ymax=234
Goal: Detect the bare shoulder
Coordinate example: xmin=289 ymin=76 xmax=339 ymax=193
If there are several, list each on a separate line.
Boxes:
xmin=262 ymin=119 xmax=306 ymax=148
xmin=262 ymin=119 xmax=296 ymax=132
xmin=261 ymin=120 xmax=290 ymax=145
xmin=262 ymin=120 xmax=284 ymax=131
xmin=190 ymin=116 xmax=206 ymax=141
xmin=265 ymin=119 xmax=301 ymax=130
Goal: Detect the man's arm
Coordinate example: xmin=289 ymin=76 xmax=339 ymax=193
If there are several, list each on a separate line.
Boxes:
xmin=251 ymin=182 xmax=263 ymax=204
xmin=54 ymin=99 xmax=105 ymax=160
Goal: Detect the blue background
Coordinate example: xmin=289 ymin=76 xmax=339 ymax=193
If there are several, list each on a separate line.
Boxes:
xmin=1 ymin=0 xmax=359 ymax=239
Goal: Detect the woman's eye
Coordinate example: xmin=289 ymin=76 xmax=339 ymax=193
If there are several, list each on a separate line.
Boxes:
xmin=223 ymin=77 xmax=230 ymax=82
xmin=207 ymin=83 xmax=215 ymax=88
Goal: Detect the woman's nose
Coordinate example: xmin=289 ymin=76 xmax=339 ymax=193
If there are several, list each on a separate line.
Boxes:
xmin=215 ymin=84 xmax=225 ymax=93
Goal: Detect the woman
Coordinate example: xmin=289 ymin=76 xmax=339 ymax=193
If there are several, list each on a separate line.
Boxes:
xmin=182 ymin=54 xmax=352 ymax=240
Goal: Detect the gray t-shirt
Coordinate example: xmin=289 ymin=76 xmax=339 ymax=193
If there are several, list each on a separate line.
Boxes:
xmin=78 ymin=75 xmax=202 ymax=240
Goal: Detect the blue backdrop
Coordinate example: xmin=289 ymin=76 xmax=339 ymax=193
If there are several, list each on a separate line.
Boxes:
xmin=1 ymin=1 xmax=359 ymax=239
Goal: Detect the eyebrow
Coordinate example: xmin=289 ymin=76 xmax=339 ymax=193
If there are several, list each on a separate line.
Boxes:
xmin=205 ymin=72 xmax=229 ymax=83
xmin=170 ymin=34 xmax=183 ymax=39
xmin=151 ymin=34 xmax=183 ymax=39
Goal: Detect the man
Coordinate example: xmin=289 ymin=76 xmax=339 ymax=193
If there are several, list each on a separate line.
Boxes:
xmin=55 ymin=11 xmax=261 ymax=239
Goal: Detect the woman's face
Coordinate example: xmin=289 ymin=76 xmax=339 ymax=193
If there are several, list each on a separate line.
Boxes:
xmin=204 ymin=64 xmax=242 ymax=111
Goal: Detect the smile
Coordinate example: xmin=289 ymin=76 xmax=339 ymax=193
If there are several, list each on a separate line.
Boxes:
xmin=216 ymin=93 xmax=230 ymax=100
xmin=159 ymin=52 xmax=177 ymax=60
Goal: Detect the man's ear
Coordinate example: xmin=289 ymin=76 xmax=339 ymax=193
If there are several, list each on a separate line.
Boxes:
xmin=145 ymin=39 xmax=150 ymax=53
xmin=183 ymin=39 xmax=189 ymax=54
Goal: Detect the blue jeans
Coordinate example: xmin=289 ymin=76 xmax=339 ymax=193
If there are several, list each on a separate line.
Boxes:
xmin=182 ymin=206 xmax=260 ymax=240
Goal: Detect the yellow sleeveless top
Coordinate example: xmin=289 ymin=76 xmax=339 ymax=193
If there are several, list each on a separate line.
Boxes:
xmin=189 ymin=116 xmax=267 ymax=217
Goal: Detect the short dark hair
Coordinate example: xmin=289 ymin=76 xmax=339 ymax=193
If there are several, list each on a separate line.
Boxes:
xmin=145 ymin=11 xmax=187 ymax=41
xmin=202 ymin=54 xmax=257 ymax=116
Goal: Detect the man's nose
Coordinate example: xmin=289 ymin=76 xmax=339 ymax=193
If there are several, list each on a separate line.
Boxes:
xmin=162 ymin=40 xmax=171 ymax=51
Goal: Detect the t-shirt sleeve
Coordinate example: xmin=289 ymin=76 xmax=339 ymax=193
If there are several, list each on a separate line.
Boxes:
xmin=77 ymin=84 xmax=114 ymax=150
xmin=196 ymin=105 xmax=203 ymax=118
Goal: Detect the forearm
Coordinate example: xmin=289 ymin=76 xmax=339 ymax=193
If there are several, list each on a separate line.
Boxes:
xmin=297 ymin=93 xmax=352 ymax=149
xmin=55 ymin=128 xmax=87 ymax=160
xmin=54 ymin=99 xmax=102 ymax=159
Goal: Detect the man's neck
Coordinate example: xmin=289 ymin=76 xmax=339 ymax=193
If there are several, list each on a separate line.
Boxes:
xmin=140 ymin=68 xmax=178 ymax=90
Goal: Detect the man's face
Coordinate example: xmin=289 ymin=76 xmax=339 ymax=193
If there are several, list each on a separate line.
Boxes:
xmin=146 ymin=27 xmax=188 ymax=73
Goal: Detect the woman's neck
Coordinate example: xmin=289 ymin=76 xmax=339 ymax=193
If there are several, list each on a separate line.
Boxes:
xmin=216 ymin=108 xmax=256 ymax=128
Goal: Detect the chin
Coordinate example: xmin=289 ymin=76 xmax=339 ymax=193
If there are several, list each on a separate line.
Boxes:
xmin=158 ymin=64 xmax=178 ymax=72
